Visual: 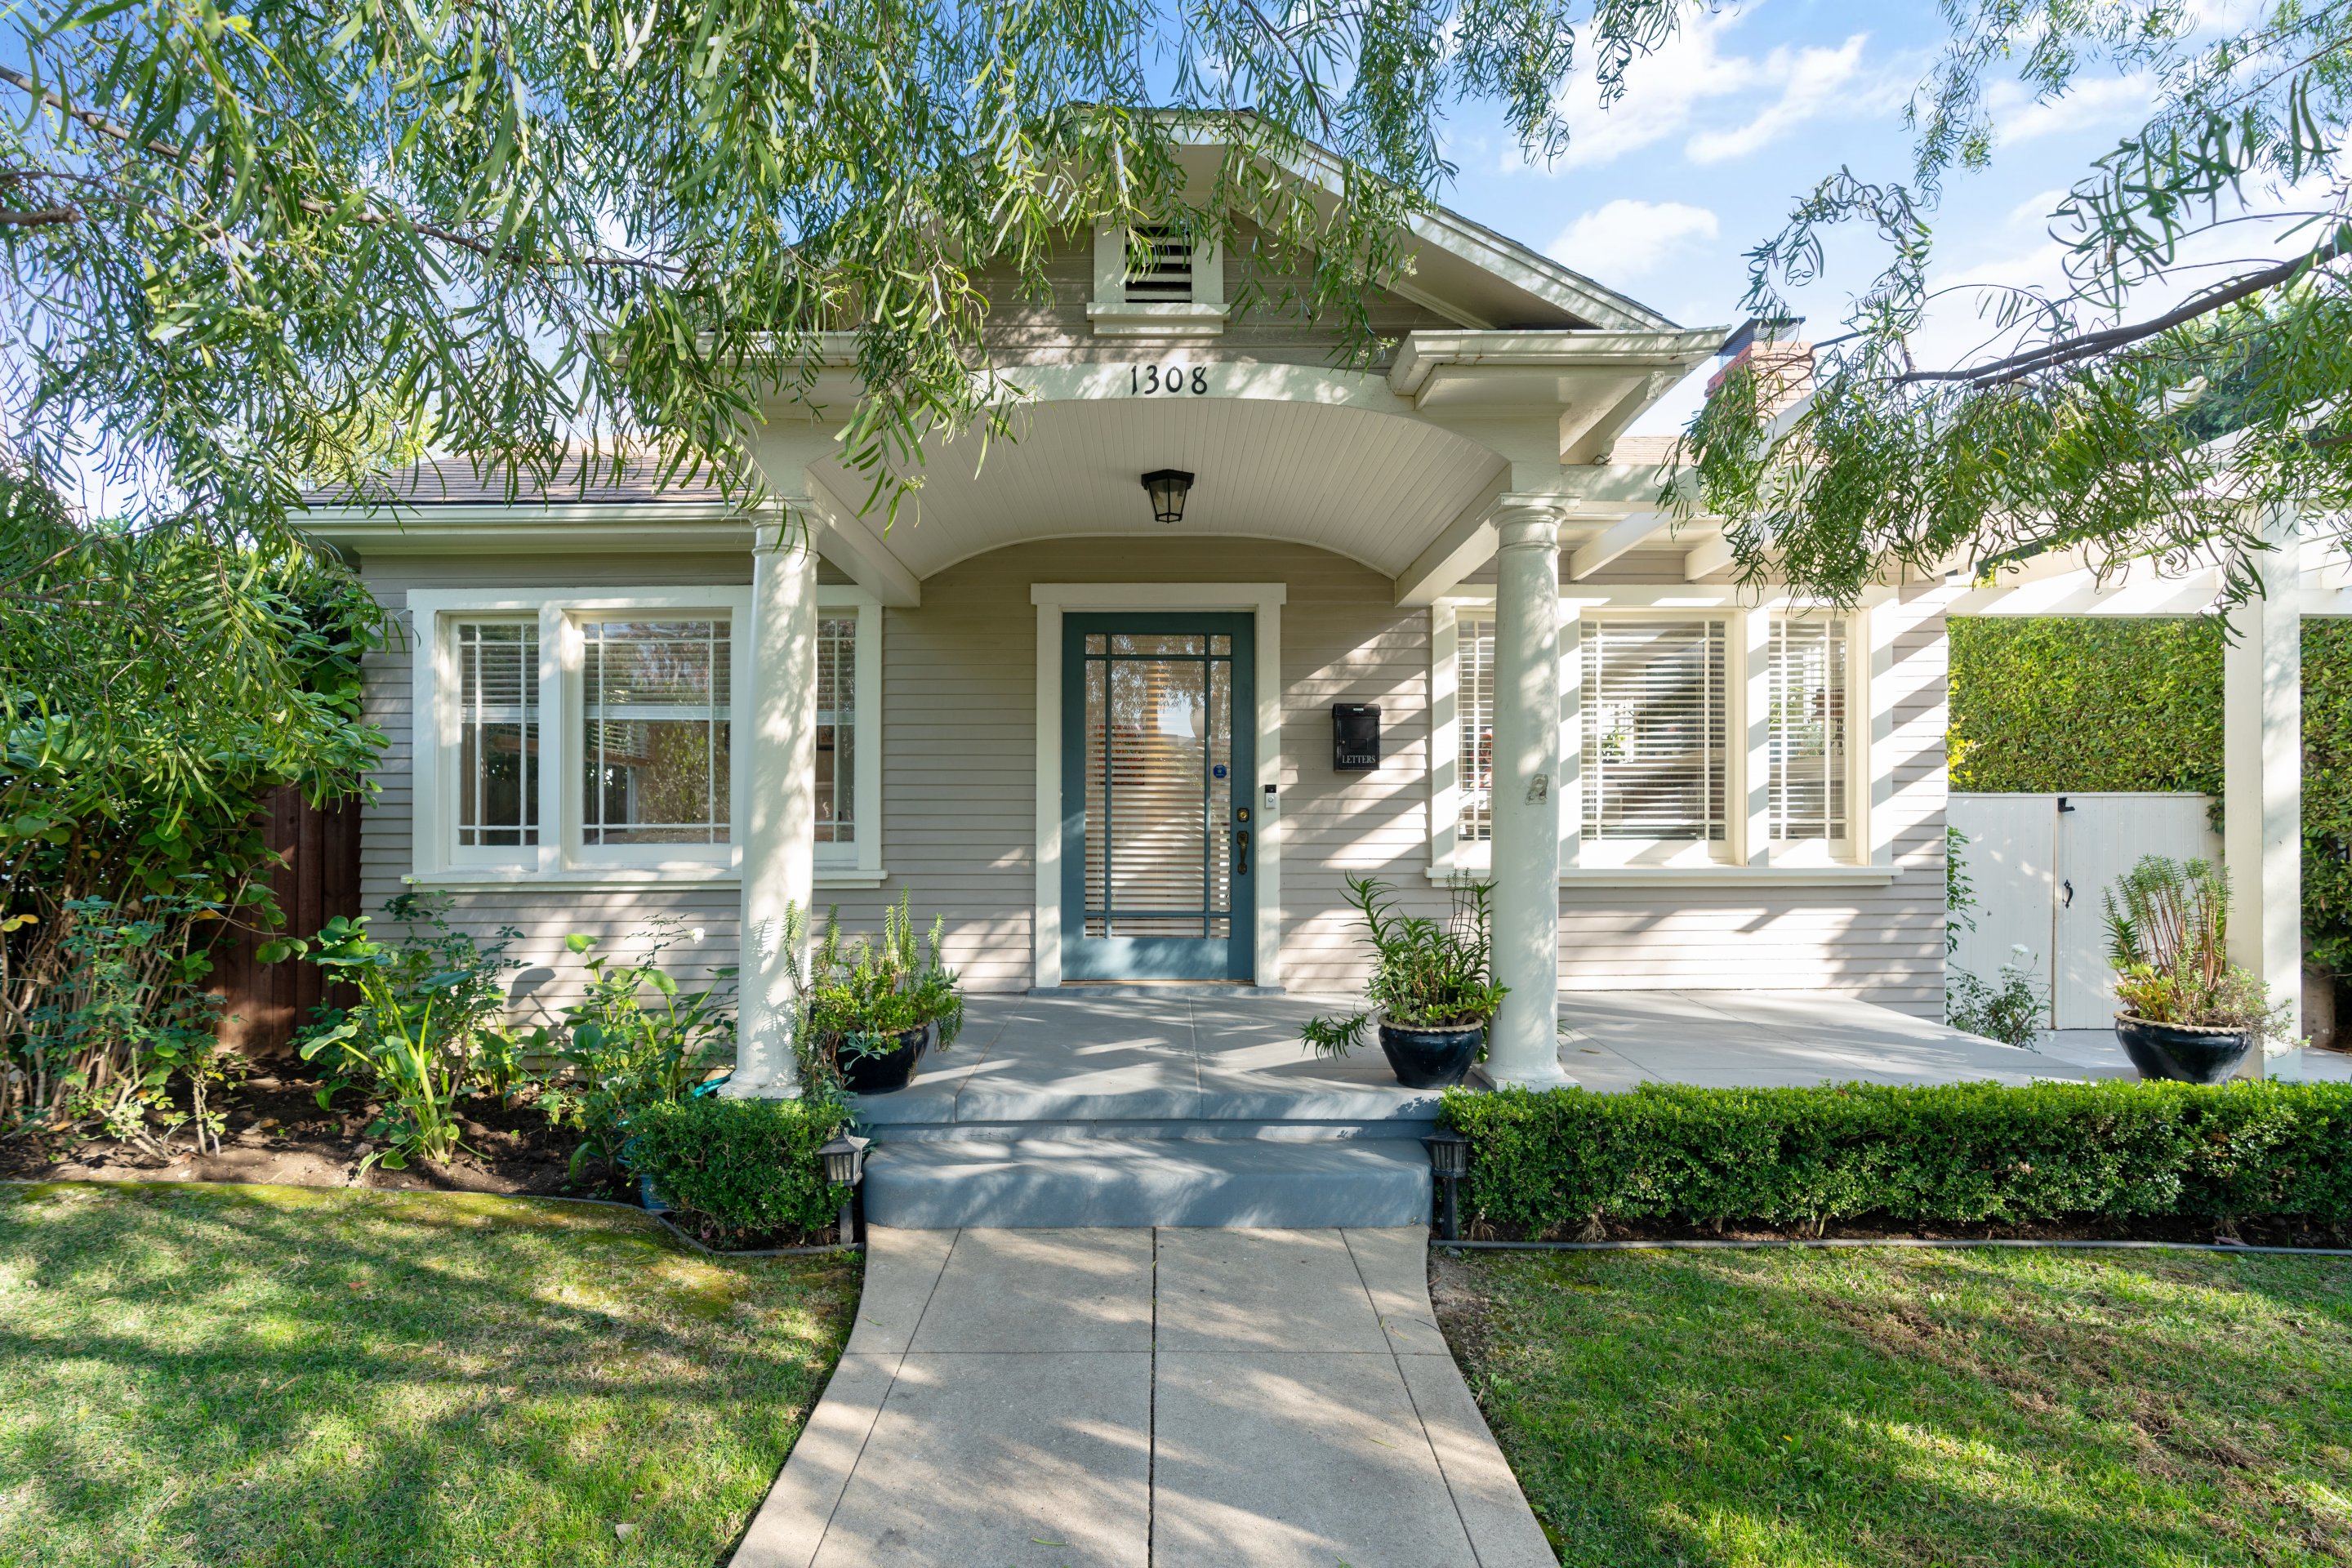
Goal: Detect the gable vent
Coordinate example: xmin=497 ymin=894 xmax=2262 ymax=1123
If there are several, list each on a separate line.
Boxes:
xmin=1124 ymin=226 xmax=1196 ymax=302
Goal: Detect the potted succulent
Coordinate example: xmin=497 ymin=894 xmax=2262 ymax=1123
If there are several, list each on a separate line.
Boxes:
xmin=2103 ymin=855 xmax=2295 ymax=1084
xmin=1300 ymin=875 xmax=1505 ymax=1089
xmin=804 ymin=893 xmax=965 ymax=1094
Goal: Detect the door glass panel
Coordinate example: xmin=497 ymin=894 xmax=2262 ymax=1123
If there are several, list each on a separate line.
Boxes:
xmin=1080 ymin=631 xmax=1235 ymax=939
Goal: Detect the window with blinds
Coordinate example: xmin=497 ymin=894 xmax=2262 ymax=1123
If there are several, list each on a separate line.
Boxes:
xmin=1124 ymin=225 xmax=1196 ymax=301
xmin=581 ymin=617 xmax=731 ymax=846
xmin=815 ymin=613 xmax=857 ymax=844
xmin=1457 ymin=611 xmax=1495 ymax=843
xmin=456 ymin=621 xmax=538 ymax=849
xmin=1769 ymin=616 xmax=1849 ymax=840
xmin=1581 ymin=619 xmax=1728 ymax=841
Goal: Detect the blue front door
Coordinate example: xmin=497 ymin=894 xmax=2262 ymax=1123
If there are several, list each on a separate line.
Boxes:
xmin=1061 ymin=614 xmax=1256 ymax=982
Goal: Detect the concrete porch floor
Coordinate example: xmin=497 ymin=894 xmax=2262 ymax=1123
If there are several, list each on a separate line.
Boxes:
xmin=855 ymin=988 xmax=2176 ymax=1127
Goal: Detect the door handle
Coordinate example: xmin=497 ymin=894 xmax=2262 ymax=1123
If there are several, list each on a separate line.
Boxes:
xmin=1233 ymin=829 xmax=1251 ymax=875
xmin=2061 ymin=879 xmax=2074 ymax=909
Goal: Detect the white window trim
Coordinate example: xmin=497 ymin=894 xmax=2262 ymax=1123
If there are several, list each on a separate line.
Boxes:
xmin=409 ymin=586 xmax=752 ymax=887
xmin=1428 ymin=585 xmax=1900 ymax=887
xmin=814 ymin=585 xmax=886 ymax=884
xmin=1088 ymin=220 xmax=1228 ymax=337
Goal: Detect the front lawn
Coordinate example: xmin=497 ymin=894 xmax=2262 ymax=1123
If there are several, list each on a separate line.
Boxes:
xmin=1437 ymin=1246 xmax=2352 ymax=1566
xmin=0 ymin=1182 xmax=856 ymax=1567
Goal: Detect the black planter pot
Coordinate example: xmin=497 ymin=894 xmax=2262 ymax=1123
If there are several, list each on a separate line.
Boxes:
xmin=1376 ymin=1020 xmax=1485 ymax=1089
xmin=2114 ymin=1013 xmax=2252 ymax=1085
xmin=838 ymin=1025 xmax=929 ymax=1094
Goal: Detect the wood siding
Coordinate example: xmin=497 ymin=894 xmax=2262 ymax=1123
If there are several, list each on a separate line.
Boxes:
xmin=355 ymin=552 xmax=753 ymax=1023
xmin=355 ymin=543 xmax=1947 ymax=1020
xmin=971 ymin=226 xmax=1459 ymax=368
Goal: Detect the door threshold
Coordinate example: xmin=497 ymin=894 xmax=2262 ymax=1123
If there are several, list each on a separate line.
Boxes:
xmin=1032 ymin=982 xmax=1288 ymax=999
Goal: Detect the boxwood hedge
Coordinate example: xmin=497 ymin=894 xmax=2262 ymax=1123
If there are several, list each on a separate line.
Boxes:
xmin=626 ymin=1094 xmax=852 ymax=1243
xmin=1437 ymin=1080 xmax=2352 ymax=1236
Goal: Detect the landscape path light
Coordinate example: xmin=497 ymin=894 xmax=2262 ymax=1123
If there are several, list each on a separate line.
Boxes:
xmin=1423 ymin=1127 xmax=1471 ymax=1241
xmin=819 ymin=1132 xmax=871 ymax=1245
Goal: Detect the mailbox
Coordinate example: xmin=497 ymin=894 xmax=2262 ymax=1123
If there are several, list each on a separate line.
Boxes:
xmin=1332 ymin=703 xmax=1381 ymax=773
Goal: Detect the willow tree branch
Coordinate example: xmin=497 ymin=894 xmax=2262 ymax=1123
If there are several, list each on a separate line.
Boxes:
xmin=1897 ymin=237 xmax=2349 ymax=388
xmin=0 ymin=63 xmax=677 ymax=275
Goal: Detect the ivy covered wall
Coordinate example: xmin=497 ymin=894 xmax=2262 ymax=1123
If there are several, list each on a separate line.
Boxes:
xmin=1948 ymin=617 xmax=2352 ymax=971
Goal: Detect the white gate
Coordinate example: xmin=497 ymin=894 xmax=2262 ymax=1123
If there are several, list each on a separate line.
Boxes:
xmin=1948 ymin=792 xmax=2222 ymax=1028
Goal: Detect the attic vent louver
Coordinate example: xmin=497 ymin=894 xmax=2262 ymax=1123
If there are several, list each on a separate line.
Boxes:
xmin=1124 ymin=225 xmax=1196 ymax=302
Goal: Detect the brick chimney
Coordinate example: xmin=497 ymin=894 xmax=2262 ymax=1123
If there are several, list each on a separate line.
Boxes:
xmin=1705 ymin=341 xmax=1813 ymax=420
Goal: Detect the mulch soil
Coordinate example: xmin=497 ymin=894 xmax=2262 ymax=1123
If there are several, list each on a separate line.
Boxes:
xmin=0 ymin=1066 xmax=622 ymax=1200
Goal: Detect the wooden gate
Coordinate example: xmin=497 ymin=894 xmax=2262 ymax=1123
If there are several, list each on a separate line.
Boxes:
xmin=207 ymin=785 xmax=363 ymax=1057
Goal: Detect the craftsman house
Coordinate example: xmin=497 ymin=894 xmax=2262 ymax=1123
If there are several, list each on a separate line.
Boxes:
xmin=302 ymin=143 xmax=1960 ymax=1105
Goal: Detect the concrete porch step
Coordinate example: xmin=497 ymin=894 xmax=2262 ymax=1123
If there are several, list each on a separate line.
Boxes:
xmin=861 ymin=1136 xmax=1433 ymax=1229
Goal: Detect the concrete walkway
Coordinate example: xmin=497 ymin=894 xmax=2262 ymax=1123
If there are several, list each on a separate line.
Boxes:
xmin=733 ymin=1227 xmax=1552 ymax=1568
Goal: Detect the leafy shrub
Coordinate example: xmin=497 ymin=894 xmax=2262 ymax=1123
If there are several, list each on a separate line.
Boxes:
xmin=542 ymin=921 xmax=733 ymax=1177
xmin=294 ymin=915 xmax=481 ymax=1169
xmin=1947 ymin=944 xmax=2049 ymax=1049
xmin=626 ymin=1094 xmax=852 ymax=1245
xmin=18 ymin=893 xmax=232 ymax=1153
xmin=1302 ymin=875 xmax=1503 ymax=1058
xmin=800 ymin=895 xmax=964 ymax=1088
xmin=2 ymin=477 xmax=385 ymax=1137
xmin=1438 ymin=1080 xmax=2352 ymax=1237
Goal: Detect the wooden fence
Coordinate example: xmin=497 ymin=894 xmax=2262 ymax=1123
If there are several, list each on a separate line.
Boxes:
xmin=207 ymin=785 xmax=363 ymax=1057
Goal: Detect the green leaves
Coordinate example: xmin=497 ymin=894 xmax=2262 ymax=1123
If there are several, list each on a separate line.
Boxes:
xmin=1440 ymin=1078 xmax=2352 ymax=1234
xmin=1700 ymin=1 xmax=2352 ymax=607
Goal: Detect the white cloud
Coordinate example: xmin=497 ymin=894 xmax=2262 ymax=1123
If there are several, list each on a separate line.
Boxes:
xmin=1548 ymin=199 xmax=1722 ymax=278
xmin=1987 ymin=73 xmax=2158 ymax=147
xmin=1543 ymin=7 xmax=1758 ymax=171
xmin=1530 ymin=7 xmax=1906 ymax=172
xmin=1686 ymin=33 xmax=1905 ymax=163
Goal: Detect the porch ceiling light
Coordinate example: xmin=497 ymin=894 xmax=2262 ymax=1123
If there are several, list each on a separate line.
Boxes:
xmin=1141 ymin=468 xmax=1195 ymax=524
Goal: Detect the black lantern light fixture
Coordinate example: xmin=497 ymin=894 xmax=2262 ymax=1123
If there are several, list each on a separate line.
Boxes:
xmin=1141 ymin=468 xmax=1194 ymax=524
xmin=1423 ymin=1128 xmax=1472 ymax=1241
xmin=817 ymin=1133 xmax=871 ymax=1244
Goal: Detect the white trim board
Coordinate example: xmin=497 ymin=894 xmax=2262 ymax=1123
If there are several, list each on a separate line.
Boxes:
xmin=1030 ymin=582 xmax=1288 ymax=990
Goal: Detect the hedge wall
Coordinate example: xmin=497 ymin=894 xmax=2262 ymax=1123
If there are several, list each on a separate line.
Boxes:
xmin=1439 ymin=1080 xmax=2352 ymax=1236
xmin=1949 ymin=617 xmax=2352 ymax=970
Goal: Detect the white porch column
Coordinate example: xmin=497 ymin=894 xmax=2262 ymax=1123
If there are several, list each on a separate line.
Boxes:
xmin=731 ymin=513 xmax=820 ymax=1098
xmin=2223 ymin=503 xmax=2303 ymax=1072
xmin=1486 ymin=501 xmax=1572 ymax=1088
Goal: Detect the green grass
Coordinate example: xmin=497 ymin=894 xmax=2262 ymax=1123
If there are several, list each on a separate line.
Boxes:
xmin=0 ymin=1181 xmax=858 ymax=1567
xmin=1442 ymin=1247 xmax=2352 ymax=1566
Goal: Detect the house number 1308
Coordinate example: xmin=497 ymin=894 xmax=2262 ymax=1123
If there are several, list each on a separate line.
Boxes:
xmin=1131 ymin=364 xmax=1208 ymax=394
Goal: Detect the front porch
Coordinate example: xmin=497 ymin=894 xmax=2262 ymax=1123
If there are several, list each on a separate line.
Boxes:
xmin=849 ymin=990 xmax=2115 ymax=1228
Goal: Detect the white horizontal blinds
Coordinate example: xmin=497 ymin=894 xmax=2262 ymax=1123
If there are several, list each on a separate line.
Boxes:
xmin=1457 ymin=611 xmax=1496 ymax=844
xmin=1081 ymin=632 xmax=1232 ymax=938
xmin=1581 ymin=618 xmax=1728 ymax=841
xmin=455 ymin=621 xmax=538 ymax=849
xmin=580 ymin=618 xmax=731 ymax=846
xmin=1770 ymin=616 xmax=1849 ymax=840
xmin=1123 ymin=225 xmax=1195 ymax=301
xmin=814 ymin=613 xmax=856 ymax=845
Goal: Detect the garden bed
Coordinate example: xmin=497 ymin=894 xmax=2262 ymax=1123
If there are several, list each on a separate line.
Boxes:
xmin=0 ymin=1181 xmax=858 ymax=1567
xmin=0 ymin=1070 xmax=605 ymax=1197
xmin=1433 ymin=1243 xmax=2352 ymax=1566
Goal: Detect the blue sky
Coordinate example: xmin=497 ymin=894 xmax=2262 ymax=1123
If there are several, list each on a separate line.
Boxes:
xmin=1424 ymin=0 xmax=2243 ymax=434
